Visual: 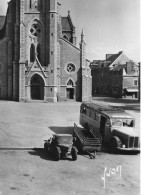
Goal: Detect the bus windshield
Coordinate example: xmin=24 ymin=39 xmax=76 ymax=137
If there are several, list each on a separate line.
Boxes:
xmin=111 ymin=118 xmax=134 ymax=127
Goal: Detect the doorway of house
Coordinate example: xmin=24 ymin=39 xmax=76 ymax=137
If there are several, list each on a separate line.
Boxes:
xmin=30 ymin=74 xmax=44 ymax=100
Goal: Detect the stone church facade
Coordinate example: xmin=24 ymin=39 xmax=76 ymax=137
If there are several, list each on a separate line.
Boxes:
xmin=0 ymin=0 xmax=92 ymax=102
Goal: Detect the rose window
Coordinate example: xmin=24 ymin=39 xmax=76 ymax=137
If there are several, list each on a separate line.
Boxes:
xmin=30 ymin=24 xmax=41 ymax=37
xmin=66 ymin=64 xmax=75 ymax=73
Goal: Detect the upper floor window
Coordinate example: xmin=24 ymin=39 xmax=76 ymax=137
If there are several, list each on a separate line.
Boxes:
xmin=66 ymin=63 xmax=76 ymax=74
xmin=34 ymin=0 xmax=38 ymax=8
xmin=30 ymin=23 xmax=41 ymax=37
xmin=37 ymin=44 xmax=41 ymax=63
xmin=30 ymin=44 xmax=35 ymax=62
xmin=133 ymin=79 xmax=138 ymax=86
xmin=30 ymin=0 xmax=32 ymax=8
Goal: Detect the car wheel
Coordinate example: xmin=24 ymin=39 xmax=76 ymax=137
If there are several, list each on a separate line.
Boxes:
xmin=111 ymin=136 xmax=122 ymax=153
xmin=71 ymin=146 xmax=77 ymax=161
xmin=54 ymin=147 xmax=60 ymax=161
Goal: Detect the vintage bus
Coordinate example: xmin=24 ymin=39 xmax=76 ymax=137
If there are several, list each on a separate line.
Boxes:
xmin=79 ymin=102 xmax=140 ymax=152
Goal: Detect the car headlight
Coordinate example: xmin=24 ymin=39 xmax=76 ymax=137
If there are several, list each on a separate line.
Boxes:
xmin=122 ymin=144 xmax=125 ymax=148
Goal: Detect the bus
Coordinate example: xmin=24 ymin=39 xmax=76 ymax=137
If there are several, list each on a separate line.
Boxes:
xmin=79 ymin=102 xmax=140 ymax=152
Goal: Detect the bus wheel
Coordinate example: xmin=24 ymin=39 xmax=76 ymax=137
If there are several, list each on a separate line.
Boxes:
xmin=111 ymin=136 xmax=122 ymax=152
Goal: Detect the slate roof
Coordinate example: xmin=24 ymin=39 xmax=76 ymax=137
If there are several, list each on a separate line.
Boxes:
xmin=61 ymin=17 xmax=72 ymax=31
xmin=0 ymin=16 xmax=6 ymax=30
xmin=106 ymin=53 xmax=121 ymax=66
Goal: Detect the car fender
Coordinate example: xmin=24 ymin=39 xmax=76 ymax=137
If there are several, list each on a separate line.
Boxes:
xmin=111 ymin=136 xmax=122 ymax=148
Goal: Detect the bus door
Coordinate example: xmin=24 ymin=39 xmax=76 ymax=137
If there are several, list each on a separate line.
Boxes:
xmin=100 ymin=116 xmax=107 ymax=141
xmin=101 ymin=117 xmax=111 ymax=143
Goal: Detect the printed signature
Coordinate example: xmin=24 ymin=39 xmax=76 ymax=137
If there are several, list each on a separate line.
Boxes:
xmin=101 ymin=165 xmax=122 ymax=189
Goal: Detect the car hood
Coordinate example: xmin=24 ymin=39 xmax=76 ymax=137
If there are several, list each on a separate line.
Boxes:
xmin=112 ymin=127 xmax=139 ymax=137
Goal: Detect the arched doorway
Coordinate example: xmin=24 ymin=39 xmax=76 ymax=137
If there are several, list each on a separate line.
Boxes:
xmin=30 ymin=74 xmax=44 ymax=100
xmin=66 ymin=79 xmax=74 ymax=99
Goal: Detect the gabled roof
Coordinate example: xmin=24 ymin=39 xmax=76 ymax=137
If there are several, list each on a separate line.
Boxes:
xmin=106 ymin=53 xmax=121 ymax=65
xmin=61 ymin=12 xmax=75 ymax=32
xmin=107 ymin=51 xmax=131 ymax=68
xmin=0 ymin=16 xmax=6 ymax=30
xmin=61 ymin=17 xmax=72 ymax=31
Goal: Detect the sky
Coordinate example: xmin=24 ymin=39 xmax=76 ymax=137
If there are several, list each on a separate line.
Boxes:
xmin=0 ymin=0 xmax=140 ymax=62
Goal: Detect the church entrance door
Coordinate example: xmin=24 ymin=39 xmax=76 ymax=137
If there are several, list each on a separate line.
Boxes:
xmin=30 ymin=74 xmax=44 ymax=100
xmin=66 ymin=88 xmax=74 ymax=99
xmin=66 ymin=79 xmax=75 ymax=99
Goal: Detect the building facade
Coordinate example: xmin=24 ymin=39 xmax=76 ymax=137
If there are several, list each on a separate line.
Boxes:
xmin=90 ymin=51 xmax=139 ymax=98
xmin=0 ymin=0 xmax=92 ymax=102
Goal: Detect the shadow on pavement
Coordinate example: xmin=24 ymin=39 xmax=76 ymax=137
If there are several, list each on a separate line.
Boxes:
xmin=28 ymin=148 xmax=54 ymax=161
xmin=49 ymin=126 xmax=74 ymax=135
xmin=28 ymin=148 xmax=75 ymax=161
xmin=101 ymin=146 xmax=140 ymax=155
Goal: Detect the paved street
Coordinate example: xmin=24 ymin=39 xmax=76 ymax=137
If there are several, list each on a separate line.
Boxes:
xmin=0 ymin=98 xmax=140 ymax=195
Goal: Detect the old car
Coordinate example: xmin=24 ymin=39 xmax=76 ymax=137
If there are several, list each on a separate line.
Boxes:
xmin=44 ymin=134 xmax=78 ymax=161
xmin=80 ymin=102 xmax=140 ymax=153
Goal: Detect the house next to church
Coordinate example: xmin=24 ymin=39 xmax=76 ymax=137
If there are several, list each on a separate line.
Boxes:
xmin=90 ymin=51 xmax=139 ymax=99
xmin=0 ymin=0 xmax=92 ymax=102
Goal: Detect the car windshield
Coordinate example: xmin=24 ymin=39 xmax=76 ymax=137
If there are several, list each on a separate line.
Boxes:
xmin=111 ymin=118 xmax=134 ymax=127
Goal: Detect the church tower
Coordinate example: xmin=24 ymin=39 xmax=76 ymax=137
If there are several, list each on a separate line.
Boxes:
xmin=0 ymin=0 xmax=92 ymax=102
xmin=19 ymin=0 xmax=59 ymax=102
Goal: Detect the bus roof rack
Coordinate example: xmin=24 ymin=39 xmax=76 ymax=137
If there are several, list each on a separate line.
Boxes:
xmin=82 ymin=102 xmax=124 ymax=112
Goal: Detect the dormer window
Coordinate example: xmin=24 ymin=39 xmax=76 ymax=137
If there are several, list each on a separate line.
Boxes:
xmin=63 ymin=34 xmax=69 ymax=41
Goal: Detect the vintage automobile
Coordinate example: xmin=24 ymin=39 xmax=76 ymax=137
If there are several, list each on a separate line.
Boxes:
xmin=44 ymin=134 xmax=78 ymax=161
xmin=80 ymin=102 xmax=140 ymax=153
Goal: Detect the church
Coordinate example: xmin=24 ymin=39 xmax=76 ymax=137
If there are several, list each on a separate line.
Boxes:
xmin=0 ymin=0 xmax=92 ymax=102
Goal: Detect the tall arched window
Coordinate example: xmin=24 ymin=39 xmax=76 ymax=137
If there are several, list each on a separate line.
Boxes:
xmin=30 ymin=44 xmax=35 ymax=62
xmin=37 ymin=44 xmax=41 ymax=63
xmin=30 ymin=0 xmax=32 ymax=8
xmin=67 ymin=79 xmax=74 ymax=86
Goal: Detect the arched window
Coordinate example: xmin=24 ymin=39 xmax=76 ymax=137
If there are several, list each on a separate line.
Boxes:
xmin=63 ymin=34 xmax=69 ymax=41
xmin=37 ymin=44 xmax=41 ymax=63
xmin=30 ymin=23 xmax=41 ymax=37
xmin=30 ymin=0 xmax=32 ymax=8
xmin=66 ymin=63 xmax=75 ymax=73
xmin=30 ymin=44 xmax=35 ymax=62
xmin=67 ymin=79 xmax=74 ymax=86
